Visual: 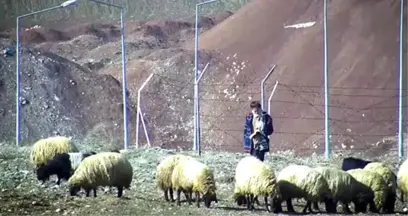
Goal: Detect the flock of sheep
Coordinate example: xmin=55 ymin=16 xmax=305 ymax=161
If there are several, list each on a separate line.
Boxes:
xmin=29 ymin=135 xmax=408 ymax=214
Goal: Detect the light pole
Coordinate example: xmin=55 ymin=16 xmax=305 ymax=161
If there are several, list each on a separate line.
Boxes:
xmin=16 ymin=0 xmax=129 ymax=151
xmin=323 ymin=0 xmax=330 ymax=159
xmin=85 ymin=0 xmax=129 ymax=151
xmin=397 ymin=0 xmax=405 ymax=161
xmin=16 ymin=0 xmax=78 ymax=146
xmin=194 ymin=0 xmax=219 ymax=153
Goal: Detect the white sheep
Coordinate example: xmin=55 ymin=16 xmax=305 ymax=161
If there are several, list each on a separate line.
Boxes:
xmin=313 ymin=166 xmax=366 ymax=213
xmin=156 ymin=154 xmax=193 ymax=202
xmin=171 ymin=157 xmax=217 ymax=208
xmin=397 ymin=159 xmax=408 ymax=204
xmin=30 ymin=136 xmax=78 ymax=168
xmin=68 ymin=152 xmax=133 ymax=198
xmin=347 ymin=168 xmax=388 ymax=213
xmin=233 ymin=156 xmax=279 ymax=212
xmin=364 ymin=162 xmax=397 ymax=213
xmin=275 ymin=164 xmax=333 ymax=214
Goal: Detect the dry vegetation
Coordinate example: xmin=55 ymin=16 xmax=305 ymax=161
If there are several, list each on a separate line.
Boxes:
xmin=0 ymin=140 xmax=405 ymax=216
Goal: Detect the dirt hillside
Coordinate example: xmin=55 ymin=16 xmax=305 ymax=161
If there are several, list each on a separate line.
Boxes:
xmin=1 ymin=1 xmax=406 ymax=155
xmin=0 ymin=13 xmax=233 ymax=150
xmin=191 ymin=0 xmax=408 ymax=155
xmin=0 ymin=38 xmax=137 ymax=147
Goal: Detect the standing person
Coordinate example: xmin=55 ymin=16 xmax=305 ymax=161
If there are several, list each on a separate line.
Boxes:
xmin=243 ymin=101 xmax=274 ymax=161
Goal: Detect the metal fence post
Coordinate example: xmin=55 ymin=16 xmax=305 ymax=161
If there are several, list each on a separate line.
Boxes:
xmin=195 ymin=62 xmax=210 ymax=155
xmin=136 ymin=73 xmax=154 ymax=149
xmin=260 ymin=64 xmax=276 ymax=110
xmin=194 ymin=0 xmax=220 ymax=153
xmin=267 ymin=81 xmax=279 ymax=115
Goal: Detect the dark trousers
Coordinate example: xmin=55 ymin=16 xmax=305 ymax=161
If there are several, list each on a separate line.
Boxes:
xmin=251 ymin=149 xmax=266 ymax=162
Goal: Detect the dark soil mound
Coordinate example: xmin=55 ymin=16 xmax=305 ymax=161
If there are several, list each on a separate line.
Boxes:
xmin=64 ymin=23 xmax=121 ymax=42
xmin=0 ymin=38 xmax=136 ymax=147
xmin=21 ymin=27 xmax=69 ymax=44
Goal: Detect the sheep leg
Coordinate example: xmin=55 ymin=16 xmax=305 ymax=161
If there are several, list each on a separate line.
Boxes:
xmin=169 ymin=188 xmax=175 ymax=202
xmin=195 ymin=192 xmax=200 ymax=208
xmin=246 ymin=195 xmax=251 ymax=210
xmin=56 ymin=171 xmax=70 ymax=186
xmin=384 ymin=193 xmax=396 ymax=213
xmin=249 ymin=194 xmax=255 ymax=210
xmin=187 ymin=191 xmax=192 ymax=205
xmin=188 ymin=191 xmax=193 ymax=202
xmin=286 ymin=198 xmax=295 ymax=213
xmin=264 ymin=196 xmax=270 ymax=212
xmin=93 ymin=188 xmax=97 ymax=197
xmin=308 ymin=201 xmax=314 ymax=213
xmin=184 ymin=191 xmax=190 ymax=201
xmin=176 ymin=189 xmax=182 ymax=206
xmin=117 ymin=186 xmax=123 ymax=198
xmin=55 ymin=177 xmax=61 ymax=185
xmin=271 ymin=197 xmax=282 ymax=213
xmin=303 ymin=201 xmax=313 ymax=214
xmin=353 ymin=201 xmax=367 ymax=213
xmin=312 ymin=201 xmax=320 ymax=211
xmin=164 ymin=189 xmax=170 ymax=202
xmin=341 ymin=202 xmax=352 ymax=214
xmin=368 ymin=200 xmax=378 ymax=213
xmin=254 ymin=196 xmax=260 ymax=206
xmin=324 ymin=199 xmax=336 ymax=213
xmin=85 ymin=189 xmax=91 ymax=197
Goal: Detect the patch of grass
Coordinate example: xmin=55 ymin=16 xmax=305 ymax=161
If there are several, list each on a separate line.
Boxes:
xmin=0 ymin=142 xmax=405 ymax=216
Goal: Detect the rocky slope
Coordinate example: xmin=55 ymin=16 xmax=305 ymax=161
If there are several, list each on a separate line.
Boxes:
xmin=0 ymin=38 xmax=136 ymax=148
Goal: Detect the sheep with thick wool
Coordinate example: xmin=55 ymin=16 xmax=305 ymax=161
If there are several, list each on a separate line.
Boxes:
xmin=312 ymin=166 xmax=368 ymax=214
xmin=156 ymin=154 xmax=193 ymax=202
xmin=68 ymin=152 xmax=133 ymax=198
xmin=171 ymin=157 xmax=217 ymax=208
xmin=233 ymin=156 xmax=280 ymax=212
xmin=30 ymin=136 xmax=79 ymax=168
xmin=397 ymin=158 xmax=408 ymax=204
xmin=347 ymin=168 xmax=388 ymax=213
xmin=364 ymin=162 xmax=396 ymax=213
xmin=275 ymin=164 xmax=333 ymax=214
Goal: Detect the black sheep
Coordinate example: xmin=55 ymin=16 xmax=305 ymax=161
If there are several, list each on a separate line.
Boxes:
xmin=341 ymin=157 xmax=373 ymax=171
xmin=36 ymin=151 xmax=97 ymax=185
xmin=110 ymin=149 xmax=120 ymax=153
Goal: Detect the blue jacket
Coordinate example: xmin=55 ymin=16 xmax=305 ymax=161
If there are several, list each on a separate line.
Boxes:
xmin=243 ymin=111 xmax=273 ymax=153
